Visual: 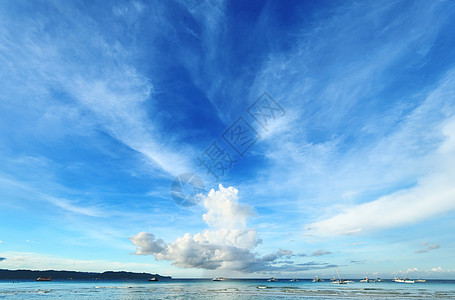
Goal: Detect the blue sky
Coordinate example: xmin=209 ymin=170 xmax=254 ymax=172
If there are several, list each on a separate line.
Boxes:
xmin=1 ymin=0 xmax=455 ymax=279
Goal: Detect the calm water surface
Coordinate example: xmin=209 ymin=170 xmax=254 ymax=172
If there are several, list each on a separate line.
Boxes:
xmin=1 ymin=279 xmax=455 ymax=299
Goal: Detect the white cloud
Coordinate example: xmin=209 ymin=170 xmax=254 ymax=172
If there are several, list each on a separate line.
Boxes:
xmin=68 ymin=76 xmax=192 ymax=176
xmin=278 ymin=249 xmax=293 ymax=256
xmin=202 ymin=186 xmax=254 ymax=229
xmin=130 ymin=185 xmax=330 ymax=273
xmin=0 ymin=2 xmax=193 ymax=178
xmin=0 ymin=176 xmax=103 ymax=217
xmin=237 ymin=1 xmax=455 ymax=223
xmin=306 ymin=173 xmax=455 ymax=237
xmin=305 ymin=113 xmax=455 ymax=237
xmin=311 ymin=249 xmax=332 ymax=256
xmin=414 ymin=242 xmax=440 ymax=254
xmin=406 ymin=267 xmax=419 ymax=273
xmin=42 ymin=195 xmax=103 ymax=217
xmin=0 ymin=251 xmax=160 ymax=273
xmin=130 ymin=185 xmax=263 ymax=271
xmin=394 ymin=266 xmax=455 ymax=277
xmin=344 ymin=242 xmax=367 ymax=246
xmin=112 ymin=1 xmax=144 ymax=17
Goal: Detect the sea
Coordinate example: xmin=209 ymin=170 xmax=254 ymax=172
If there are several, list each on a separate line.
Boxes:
xmin=1 ymin=279 xmax=455 ymax=299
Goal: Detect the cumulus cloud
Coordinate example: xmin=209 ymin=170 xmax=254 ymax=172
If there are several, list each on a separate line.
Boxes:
xmin=311 ymin=249 xmax=332 ymax=256
xmin=130 ymin=185 xmax=332 ymax=273
xmin=202 ymin=186 xmax=254 ymax=229
xmin=130 ymin=185 xmax=262 ymax=271
xmin=414 ymin=242 xmax=440 ymax=253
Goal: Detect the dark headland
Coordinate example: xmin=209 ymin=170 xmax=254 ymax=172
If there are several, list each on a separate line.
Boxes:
xmin=0 ymin=269 xmax=171 ymax=280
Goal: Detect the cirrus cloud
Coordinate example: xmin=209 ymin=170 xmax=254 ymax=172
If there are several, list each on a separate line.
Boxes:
xmin=305 ymin=112 xmax=455 ymax=237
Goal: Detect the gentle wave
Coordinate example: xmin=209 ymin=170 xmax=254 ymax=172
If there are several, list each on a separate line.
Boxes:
xmin=0 ymin=289 xmax=52 ymax=295
xmin=94 ymin=286 xmax=133 ymax=289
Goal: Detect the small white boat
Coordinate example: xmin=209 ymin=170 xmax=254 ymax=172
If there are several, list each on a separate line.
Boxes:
xmin=212 ymin=276 xmax=225 ymax=281
xmin=330 ymin=279 xmax=348 ymax=284
xmin=415 ymin=278 xmax=426 ymax=283
xmin=312 ymin=276 xmax=323 ymax=282
xmin=148 ymin=277 xmax=158 ymax=281
xmin=290 ymin=278 xmax=298 ymax=282
xmin=267 ymin=277 xmax=277 ymax=282
xmin=360 ymin=277 xmax=373 ymax=283
xmin=404 ymin=279 xmax=415 ymax=284
xmin=330 ymin=268 xmax=352 ymax=284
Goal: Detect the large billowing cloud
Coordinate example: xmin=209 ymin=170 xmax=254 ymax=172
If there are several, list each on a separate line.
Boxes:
xmin=130 ymin=185 xmax=333 ymax=272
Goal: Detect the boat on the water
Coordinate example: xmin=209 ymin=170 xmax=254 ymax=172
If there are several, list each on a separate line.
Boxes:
xmin=330 ymin=279 xmax=352 ymax=284
xmin=267 ymin=277 xmax=277 ymax=282
xmin=360 ymin=277 xmax=373 ymax=283
xmin=212 ymin=277 xmax=225 ymax=281
xmin=415 ymin=278 xmax=426 ymax=283
xmin=36 ymin=277 xmax=51 ymax=281
xmin=148 ymin=277 xmax=158 ymax=281
xmin=312 ymin=276 xmax=323 ymax=282
xmin=394 ymin=277 xmax=414 ymax=283
xmin=290 ymin=278 xmax=298 ymax=282
xmin=330 ymin=268 xmax=352 ymax=284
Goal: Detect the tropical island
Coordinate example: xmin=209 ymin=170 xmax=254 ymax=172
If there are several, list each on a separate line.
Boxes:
xmin=0 ymin=269 xmax=171 ymax=280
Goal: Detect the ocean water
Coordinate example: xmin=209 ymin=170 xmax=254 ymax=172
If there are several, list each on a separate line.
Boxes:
xmin=1 ymin=279 xmax=455 ymax=299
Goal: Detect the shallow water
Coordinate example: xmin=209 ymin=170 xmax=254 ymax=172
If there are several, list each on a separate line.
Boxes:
xmin=1 ymin=279 xmax=455 ymax=299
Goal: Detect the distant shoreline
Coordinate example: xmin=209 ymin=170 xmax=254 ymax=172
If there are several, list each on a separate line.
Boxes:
xmin=1 ymin=270 xmax=453 ymax=281
xmin=0 ymin=269 xmax=171 ymax=280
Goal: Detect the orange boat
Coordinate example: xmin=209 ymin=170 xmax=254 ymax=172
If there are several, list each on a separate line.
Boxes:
xmin=36 ymin=277 xmax=51 ymax=281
